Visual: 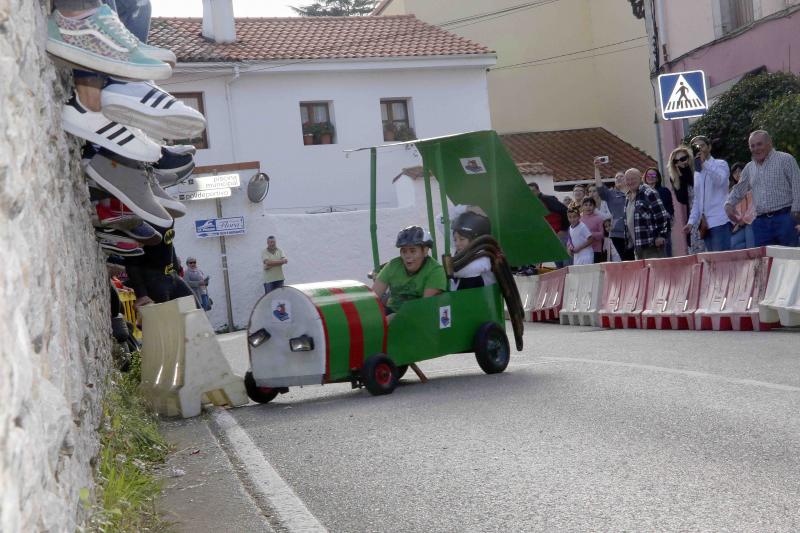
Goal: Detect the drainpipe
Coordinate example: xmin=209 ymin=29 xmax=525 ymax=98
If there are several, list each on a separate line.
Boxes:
xmin=646 ymin=0 xmax=666 ymax=169
xmin=217 ymin=64 xmax=240 ymax=331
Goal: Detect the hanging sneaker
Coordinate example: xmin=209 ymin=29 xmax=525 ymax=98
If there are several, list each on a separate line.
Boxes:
xmin=94 ymin=198 xmax=142 ymax=229
xmin=84 ymin=152 xmax=173 ymax=227
xmin=165 ymin=144 xmax=197 ymax=156
xmin=153 ymin=147 xmax=195 ymax=185
xmin=101 ymin=81 xmax=206 ymax=140
xmin=96 ymin=232 xmax=144 ymax=256
xmin=63 ymin=93 xmax=162 ymax=162
xmin=111 ymin=221 xmax=163 ymax=246
xmin=149 ymin=175 xmax=187 ymax=218
xmin=96 ymin=227 xmax=141 ymax=245
xmin=46 ymin=5 xmax=171 ymax=80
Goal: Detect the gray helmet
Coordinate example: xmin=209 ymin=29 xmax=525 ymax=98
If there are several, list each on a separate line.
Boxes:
xmin=395 ymin=225 xmax=433 ymax=248
xmin=452 ymin=211 xmax=491 ymax=241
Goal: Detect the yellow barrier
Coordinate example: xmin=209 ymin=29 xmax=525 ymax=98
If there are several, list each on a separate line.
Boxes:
xmin=117 ymin=290 xmax=143 ymax=340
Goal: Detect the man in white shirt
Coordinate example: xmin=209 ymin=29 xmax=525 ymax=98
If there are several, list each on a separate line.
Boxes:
xmin=682 ymin=135 xmax=732 ymax=251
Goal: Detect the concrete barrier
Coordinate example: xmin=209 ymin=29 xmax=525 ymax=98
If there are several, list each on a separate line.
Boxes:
xmin=139 ymin=296 xmax=248 ymax=418
xmin=641 ymin=255 xmax=702 ymax=330
xmin=695 ymin=248 xmax=776 ymax=331
xmin=529 ymin=268 xmax=567 ymax=322
xmin=559 ymin=263 xmax=605 ymax=326
xmin=759 ymin=246 xmax=800 ymax=327
xmin=598 ymin=260 xmax=648 ymax=329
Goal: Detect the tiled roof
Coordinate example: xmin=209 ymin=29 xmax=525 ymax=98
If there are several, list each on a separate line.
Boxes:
xmin=500 ymin=128 xmax=656 ymax=183
xmin=149 ymin=15 xmax=493 ymax=63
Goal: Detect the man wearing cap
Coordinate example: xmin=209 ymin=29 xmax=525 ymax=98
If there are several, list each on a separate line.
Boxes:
xmin=262 ymin=235 xmax=288 ymax=294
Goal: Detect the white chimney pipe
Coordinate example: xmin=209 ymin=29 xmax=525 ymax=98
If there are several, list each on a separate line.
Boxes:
xmin=202 ymin=0 xmax=236 ymax=43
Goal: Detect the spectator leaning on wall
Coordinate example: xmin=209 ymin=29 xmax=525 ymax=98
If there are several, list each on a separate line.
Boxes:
xmin=726 ymin=130 xmax=800 ymax=247
xmin=262 ymin=235 xmax=288 ymax=294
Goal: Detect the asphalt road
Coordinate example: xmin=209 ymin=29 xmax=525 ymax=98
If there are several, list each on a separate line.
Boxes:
xmin=228 ymin=323 xmax=800 ymax=532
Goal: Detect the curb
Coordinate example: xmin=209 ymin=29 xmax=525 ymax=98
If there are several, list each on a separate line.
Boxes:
xmin=206 ymin=407 xmax=328 ymax=533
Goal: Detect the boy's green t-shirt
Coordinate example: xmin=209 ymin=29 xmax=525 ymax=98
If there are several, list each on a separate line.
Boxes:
xmin=377 ymin=256 xmax=447 ymax=311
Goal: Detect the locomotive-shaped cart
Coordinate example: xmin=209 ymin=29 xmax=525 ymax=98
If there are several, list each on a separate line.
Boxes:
xmin=244 ymin=130 xmax=566 ymax=403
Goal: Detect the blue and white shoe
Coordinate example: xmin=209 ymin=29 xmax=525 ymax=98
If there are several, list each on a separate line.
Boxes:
xmin=101 ymin=81 xmax=206 ymax=140
xmin=47 ymin=5 xmax=171 ymax=80
xmin=154 ymin=147 xmax=195 ymax=185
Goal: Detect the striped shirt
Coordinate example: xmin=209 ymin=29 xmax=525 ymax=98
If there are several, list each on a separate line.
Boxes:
xmin=727 ymin=150 xmax=800 ymax=215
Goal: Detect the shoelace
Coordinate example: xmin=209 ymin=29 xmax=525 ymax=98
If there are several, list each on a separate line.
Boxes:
xmin=97 ymin=13 xmax=141 ymax=50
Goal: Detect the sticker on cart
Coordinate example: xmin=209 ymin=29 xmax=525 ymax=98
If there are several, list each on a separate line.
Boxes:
xmin=439 ymin=305 xmax=452 ymax=329
xmin=271 ymin=301 xmax=291 ymax=322
xmin=460 ymin=157 xmax=486 ymax=175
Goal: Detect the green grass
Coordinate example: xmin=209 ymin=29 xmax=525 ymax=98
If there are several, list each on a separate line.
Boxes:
xmin=83 ymin=350 xmax=173 ymax=533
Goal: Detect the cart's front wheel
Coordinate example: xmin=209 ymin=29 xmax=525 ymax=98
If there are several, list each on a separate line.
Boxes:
xmin=362 ymin=354 xmax=398 ymax=395
xmin=244 ymin=371 xmax=280 ymax=404
xmin=474 ymin=322 xmax=510 ymax=374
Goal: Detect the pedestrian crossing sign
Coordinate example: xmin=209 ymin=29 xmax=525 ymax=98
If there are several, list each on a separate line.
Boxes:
xmin=658 ymin=70 xmax=708 ymax=120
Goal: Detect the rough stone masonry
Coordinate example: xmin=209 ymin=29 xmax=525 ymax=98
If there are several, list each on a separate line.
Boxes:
xmin=0 ymin=1 xmax=112 ymax=531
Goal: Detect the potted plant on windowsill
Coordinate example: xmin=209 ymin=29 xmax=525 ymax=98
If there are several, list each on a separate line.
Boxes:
xmin=394 ymin=124 xmax=416 ymax=142
xmin=383 ymin=123 xmax=396 ymax=142
xmin=302 ymin=122 xmax=315 ymax=145
xmin=318 ymin=121 xmax=335 ymax=144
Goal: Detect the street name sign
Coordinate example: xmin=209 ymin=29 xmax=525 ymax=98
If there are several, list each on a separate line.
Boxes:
xmin=174 ymin=188 xmax=231 ymax=202
xmin=658 ymin=70 xmax=708 ymax=120
xmin=194 ymin=216 xmax=246 ymax=238
xmin=178 ymin=173 xmax=241 ymax=192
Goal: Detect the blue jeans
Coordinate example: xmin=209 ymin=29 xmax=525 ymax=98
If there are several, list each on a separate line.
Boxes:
xmin=752 ymin=211 xmax=799 ymax=247
xmin=264 ymin=280 xmax=284 ymax=295
xmin=730 ymin=224 xmax=755 ymax=250
xmin=200 ymin=294 xmax=210 ymax=311
xmin=703 ymin=223 xmax=731 ymax=252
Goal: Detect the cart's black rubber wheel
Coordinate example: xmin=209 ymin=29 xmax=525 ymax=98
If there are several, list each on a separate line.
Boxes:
xmin=396 ymin=365 xmax=409 ymax=380
xmin=244 ymin=371 xmax=280 ymax=404
xmin=474 ymin=322 xmax=510 ymax=374
xmin=362 ymin=354 xmax=398 ymax=396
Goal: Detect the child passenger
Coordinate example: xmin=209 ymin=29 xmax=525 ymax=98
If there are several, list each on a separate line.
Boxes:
xmin=450 ymin=210 xmax=497 ymax=290
xmin=567 ymin=207 xmax=594 ymax=265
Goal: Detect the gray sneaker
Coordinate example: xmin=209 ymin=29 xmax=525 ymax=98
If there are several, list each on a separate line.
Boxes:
xmin=83 ymin=153 xmax=173 ymax=227
xmin=149 ymin=176 xmax=187 ymax=218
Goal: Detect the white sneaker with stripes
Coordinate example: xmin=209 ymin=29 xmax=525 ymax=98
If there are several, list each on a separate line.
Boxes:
xmin=101 ymin=81 xmax=207 ymax=140
xmin=62 ymin=93 xmax=162 ymax=162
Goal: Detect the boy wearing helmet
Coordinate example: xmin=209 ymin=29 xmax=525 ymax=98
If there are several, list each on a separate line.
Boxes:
xmin=372 ymin=225 xmax=447 ymax=316
xmin=451 ymin=208 xmax=496 ymax=290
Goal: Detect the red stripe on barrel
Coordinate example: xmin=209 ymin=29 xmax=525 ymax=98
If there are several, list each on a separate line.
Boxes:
xmin=328 ymin=287 xmax=365 ymax=370
xmin=313 ymin=304 xmax=332 ymax=382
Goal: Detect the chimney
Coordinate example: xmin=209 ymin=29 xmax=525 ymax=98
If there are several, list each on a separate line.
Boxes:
xmin=202 ymin=0 xmax=236 ymax=43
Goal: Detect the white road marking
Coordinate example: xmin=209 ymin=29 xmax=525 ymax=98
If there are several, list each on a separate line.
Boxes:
xmin=542 ymin=356 xmax=800 ymax=392
xmin=208 ymin=408 xmax=328 ymax=532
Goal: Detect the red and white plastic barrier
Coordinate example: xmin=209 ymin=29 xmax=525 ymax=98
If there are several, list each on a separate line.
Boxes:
xmin=529 ymin=268 xmax=566 ymax=322
xmin=759 ymin=246 xmax=800 ymax=327
xmin=641 ymin=255 xmax=702 ymax=330
xmin=560 ymin=263 xmax=605 ymax=326
xmin=694 ymin=248 xmax=776 ymax=331
xmin=598 ymin=261 xmax=648 ymax=329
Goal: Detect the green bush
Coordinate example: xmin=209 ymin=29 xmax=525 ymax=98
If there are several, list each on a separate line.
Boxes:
xmin=686 ymin=71 xmax=800 ymax=163
xmin=752 ymin=92 xmax=800 ymax=160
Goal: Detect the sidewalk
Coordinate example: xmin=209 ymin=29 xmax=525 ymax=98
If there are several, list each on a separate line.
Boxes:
xmin=158 ymin=414 xmax=274 ymax=532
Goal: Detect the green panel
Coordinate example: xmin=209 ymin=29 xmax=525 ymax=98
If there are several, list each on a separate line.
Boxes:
xmin=339 ymin=284 xmax=386 ymax=362
xmin=302 ymin=286 xmax=351 ymax=381
xmin=414 ymin=130 xmax=568 ymax=265
xmin=386 ymin=285 xmax=504 ymax=365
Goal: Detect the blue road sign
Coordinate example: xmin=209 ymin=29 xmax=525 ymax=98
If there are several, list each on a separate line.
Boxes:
xmin=658 ymin=70 xmax=708 ymax=121
xmin=194 ymin=216 xmax=246 ymax=238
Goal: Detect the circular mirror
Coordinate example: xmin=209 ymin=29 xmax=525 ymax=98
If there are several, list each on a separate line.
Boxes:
xmin=247 ymin=172 xmax=270 ymax=203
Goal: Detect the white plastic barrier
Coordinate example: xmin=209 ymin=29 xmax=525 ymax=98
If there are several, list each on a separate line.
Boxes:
xmin=560 ymin=263 xmax=605 ymax=326
xmin=760 ymin=246 xmax=800 ymax=327
xmin=139 ymin=296 xmax=248 ymax=418
xmin=505 ymin=275 xmax=539 ymax=321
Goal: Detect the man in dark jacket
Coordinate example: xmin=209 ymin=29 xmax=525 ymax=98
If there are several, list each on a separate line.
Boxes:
xmin=529 ymin=182 xmax=570 ymax=267
xmin=623 ymin=169 xmax=670 ymax=259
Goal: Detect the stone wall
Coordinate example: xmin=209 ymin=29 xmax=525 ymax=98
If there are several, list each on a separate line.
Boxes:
xmin=0 ymin=1 xmax=112 ymax=531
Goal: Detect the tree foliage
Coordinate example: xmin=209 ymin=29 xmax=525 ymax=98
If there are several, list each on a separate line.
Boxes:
xmin=291 ymin=0 xmax=378 ymax=16
xmin=686 ymin=71 xmax=800 ymax=164
xmin=753 ymin=93 xmax=800 ymax=161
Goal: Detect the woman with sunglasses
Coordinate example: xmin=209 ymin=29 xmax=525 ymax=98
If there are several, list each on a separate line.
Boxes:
xmin=667 ymin=145 xmax=704 ymax=255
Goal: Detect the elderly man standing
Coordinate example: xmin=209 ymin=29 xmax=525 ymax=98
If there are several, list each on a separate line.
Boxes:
xmin=594 ymin=161 xmax=633 ymax=260
xmin=683 ymin=135 xmax=732 ymax=251
xmin=262 ymin=235 xmax=288 ymax=294
xmin=726 ymin=130 xmax=800 ymax=247
xmin=623 ymin=168 xmax=670 ymax=259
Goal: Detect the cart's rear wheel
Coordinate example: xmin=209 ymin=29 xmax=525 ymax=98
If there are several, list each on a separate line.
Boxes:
xmin=396 ymin=365 xmax=409 ymax=380
xmin=474 ymin=322 xmax=510 ymax=374
xmin=244 ymin=371 xmax=280 ymax=404
xmin=362 ymin=354 xmax=398 ymax=395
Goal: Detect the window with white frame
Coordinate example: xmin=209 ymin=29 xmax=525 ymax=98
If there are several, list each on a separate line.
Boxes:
xmin=300 ymin=102 xmax=336 ymax=145
xmin=719 ymin=0 xmax=755 ymax=35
